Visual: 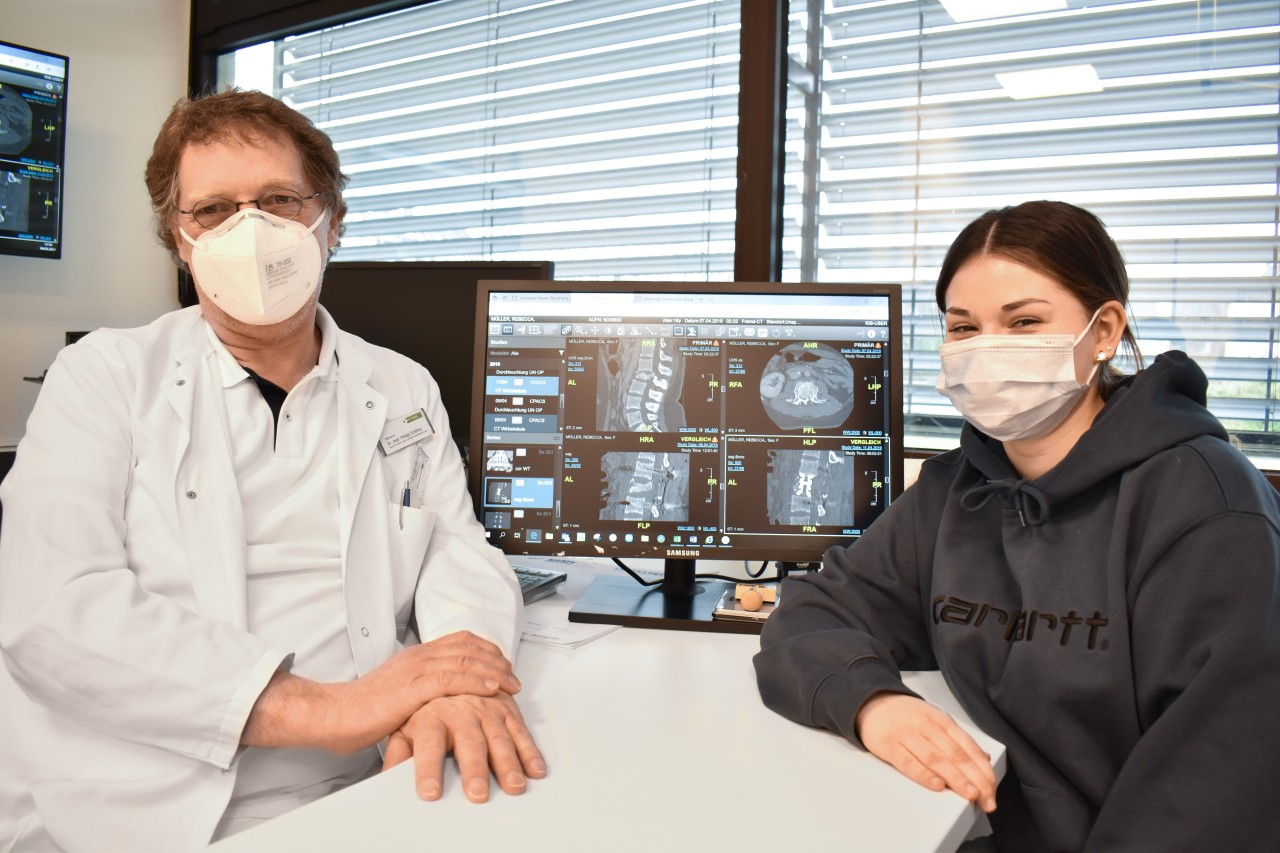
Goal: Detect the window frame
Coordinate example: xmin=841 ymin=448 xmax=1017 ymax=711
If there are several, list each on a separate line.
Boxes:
xmin=187 ymin=0 xmax=1280 ymax=484
xmin=188 ymin=0 xmax=790 ymax=282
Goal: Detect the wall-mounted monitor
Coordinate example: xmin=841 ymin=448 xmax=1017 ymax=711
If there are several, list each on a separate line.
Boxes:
xmin=470 ymin=280 xmax=904 ymax=632
xmin=0 ymin=40 xmax=68 ymax=260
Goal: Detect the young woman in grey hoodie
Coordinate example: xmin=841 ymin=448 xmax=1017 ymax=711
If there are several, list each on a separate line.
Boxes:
xmin=755 ymin=200 xmax=1280 ymax=852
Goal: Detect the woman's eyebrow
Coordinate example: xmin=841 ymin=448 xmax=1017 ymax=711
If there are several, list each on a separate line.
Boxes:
xmin=1000 ymin=298 xmax=1051 ymax=312
xmin=945 ymin=298 xmax=1052 ymax=316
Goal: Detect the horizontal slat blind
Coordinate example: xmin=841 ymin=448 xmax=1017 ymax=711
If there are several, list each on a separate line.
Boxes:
xmin=232 ymin=0 xmax=742 ymax=281
xmin=783 ymin=0 xmax=1280 ymax=450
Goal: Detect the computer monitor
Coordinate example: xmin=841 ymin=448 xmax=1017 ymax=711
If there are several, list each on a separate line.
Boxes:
xmin=469 ymin=280 xmax=904 ymax=632
xmin=0 ymin=40 xmax=69 ymax=260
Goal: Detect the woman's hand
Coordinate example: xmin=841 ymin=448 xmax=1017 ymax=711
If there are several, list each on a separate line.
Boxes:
xmin=856 ymin=692 xmax=998 ymax=813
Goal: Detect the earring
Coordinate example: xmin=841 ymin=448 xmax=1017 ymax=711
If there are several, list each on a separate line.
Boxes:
xmin=1096 ymin=349 xmax=1109 ymax=362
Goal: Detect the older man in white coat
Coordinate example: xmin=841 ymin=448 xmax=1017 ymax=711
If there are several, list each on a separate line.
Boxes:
xmin=0 ymin=89 xmax=545 ymax=851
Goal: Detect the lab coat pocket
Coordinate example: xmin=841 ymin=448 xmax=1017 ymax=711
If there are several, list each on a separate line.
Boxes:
xmin=388 ymin=501 xmax=437 ymax=575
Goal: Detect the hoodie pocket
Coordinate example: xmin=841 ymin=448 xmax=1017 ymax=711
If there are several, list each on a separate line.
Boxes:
xmin=1015 ymin=782 xmax=1094 ymax=853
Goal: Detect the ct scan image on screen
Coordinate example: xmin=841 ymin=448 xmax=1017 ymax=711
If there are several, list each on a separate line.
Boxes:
xmin=0 ymin=40 xmax=68 ymax=260
xmin=469 ymin=281 xmax=903 ymax=577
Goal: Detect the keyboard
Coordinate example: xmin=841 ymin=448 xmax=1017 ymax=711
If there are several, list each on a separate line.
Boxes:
xmin=512 ymin=564 xmax=568 ymax=604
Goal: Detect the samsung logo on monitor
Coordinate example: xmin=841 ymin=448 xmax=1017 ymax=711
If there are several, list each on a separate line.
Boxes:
xmin=665 ymin=549 xmax=701 ymax=558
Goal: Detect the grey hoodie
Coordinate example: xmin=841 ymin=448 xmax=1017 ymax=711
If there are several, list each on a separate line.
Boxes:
xmin=755 ymin=352 xmax=1280 ymax=852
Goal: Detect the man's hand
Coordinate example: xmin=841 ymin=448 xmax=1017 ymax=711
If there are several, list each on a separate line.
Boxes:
xmin=856 ymin=692 xmax=998 ymax=813
xmin=243 ymin=631 xmax=521 ymax=754
xmin=382 ymin=692 xmax=547 ymax=803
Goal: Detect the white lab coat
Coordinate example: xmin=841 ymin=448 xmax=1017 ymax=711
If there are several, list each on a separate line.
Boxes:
xmin=0 ymin=306 xmax=521 ymax=851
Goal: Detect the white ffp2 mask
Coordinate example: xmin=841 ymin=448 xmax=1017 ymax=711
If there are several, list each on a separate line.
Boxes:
xmin=935 ymin=309 xmax=1103 ymax=442
xmin=181 ymin=207 xmax=327 ymax=325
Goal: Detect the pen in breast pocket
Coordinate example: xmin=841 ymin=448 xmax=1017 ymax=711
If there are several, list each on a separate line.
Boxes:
xmin=400 ymin=480 xmax=411 ymax=529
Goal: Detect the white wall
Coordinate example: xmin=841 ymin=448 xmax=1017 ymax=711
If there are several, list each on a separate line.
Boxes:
xmin=1 ymin=0 xmax=189 ymax=448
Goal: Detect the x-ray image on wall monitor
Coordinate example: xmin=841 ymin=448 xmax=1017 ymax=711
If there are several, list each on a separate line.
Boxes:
xmin=0 ymin=40 xmax=69 ymax=260
xmin=469 ymin=280 xmax=904 ymax=632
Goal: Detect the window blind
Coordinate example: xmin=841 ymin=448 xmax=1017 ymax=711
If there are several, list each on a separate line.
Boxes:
xmin=226 ymin=0 xmax=742 ymax=281
xmin=782 ymin=0 xmax=1280 ymax=451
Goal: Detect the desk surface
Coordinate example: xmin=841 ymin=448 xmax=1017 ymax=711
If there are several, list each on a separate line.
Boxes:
xmin=214 ymin=566 xmax=1005 ymax=853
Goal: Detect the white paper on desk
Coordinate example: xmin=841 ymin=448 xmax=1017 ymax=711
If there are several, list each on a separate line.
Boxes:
xmin=510 ymin=554 xmax=583 ymax=573
xmin=521 ymin=617 xmax=620 ymax=649
xmin=519 ymin=595 xmax=620 ymax=650
xmin=511 ymin=552 xmax=663 ymax=581
xmin=511 ymin=556 xmax=622 ymax=649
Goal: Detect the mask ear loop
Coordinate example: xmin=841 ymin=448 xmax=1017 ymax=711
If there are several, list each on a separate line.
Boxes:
xmin=1071 ymin=307 xmax=1109 ymax=387
xmin=303 ymin=207 xmax=329 ymax=234
xmin=1072 ymin=306 xmax=1106 ymax=347
xmin=1074 ymin=306 xmax=1114 ymax=374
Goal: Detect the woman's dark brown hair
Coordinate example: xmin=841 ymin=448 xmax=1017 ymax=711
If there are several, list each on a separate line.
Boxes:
xmin=935 ymin=200 xmax=1143 ymax=399
xmin=144 ymin=88 xmax=348 ymax=266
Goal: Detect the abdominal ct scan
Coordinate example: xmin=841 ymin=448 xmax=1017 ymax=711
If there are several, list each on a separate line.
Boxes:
xmin=759 ymin=342 xmax=855 ymax=430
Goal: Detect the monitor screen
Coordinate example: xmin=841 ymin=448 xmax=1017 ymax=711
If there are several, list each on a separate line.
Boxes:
xmin=469 ymin=280 xmax=903 ymax=631
xmin=0 ymin=40 xmax=68 ymax=260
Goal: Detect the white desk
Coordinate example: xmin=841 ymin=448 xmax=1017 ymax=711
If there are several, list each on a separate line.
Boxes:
xmin=214 ymin=566 xmax=1005 ymax=853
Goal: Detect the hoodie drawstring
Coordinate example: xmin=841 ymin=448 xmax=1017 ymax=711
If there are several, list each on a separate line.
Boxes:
xmin=960 ymin=478 xmax=1050 ymax=528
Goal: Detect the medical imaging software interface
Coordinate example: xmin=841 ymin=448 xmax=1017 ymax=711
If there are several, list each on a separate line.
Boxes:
xmin=475 ymin=285 xmax=898 ymax=561
xmin=0 ymin=41 xmax=68 ymax=259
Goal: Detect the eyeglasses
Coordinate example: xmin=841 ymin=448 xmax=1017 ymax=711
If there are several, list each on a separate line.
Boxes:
xmin=177 ymin=190 xmax=324 ymax=230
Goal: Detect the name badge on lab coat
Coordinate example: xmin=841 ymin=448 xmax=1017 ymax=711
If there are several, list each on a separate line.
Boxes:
xmin=379 ymin=408 xmax=435 ymax=455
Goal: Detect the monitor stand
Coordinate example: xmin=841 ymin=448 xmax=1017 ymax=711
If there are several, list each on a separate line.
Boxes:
xmin=778 ymin=560 xmax=820 ymax=578
xmin=567 ymin=558 xmax=760 ymax=634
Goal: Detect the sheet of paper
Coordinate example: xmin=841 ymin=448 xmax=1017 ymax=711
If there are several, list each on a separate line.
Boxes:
xmin=513 ymin=556 xmax=623 ymax=649
xmin=520 ymin=617 xmax=620 ymax=649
